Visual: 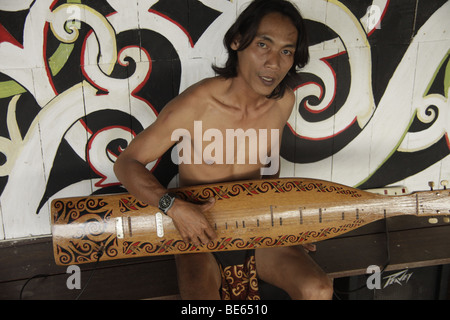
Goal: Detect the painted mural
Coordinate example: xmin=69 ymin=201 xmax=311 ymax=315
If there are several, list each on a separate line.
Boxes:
xmin=0 ymin=0 xmax=449 ymax=239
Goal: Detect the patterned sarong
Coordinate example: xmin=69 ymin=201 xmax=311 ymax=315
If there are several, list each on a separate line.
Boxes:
xmin=214 ymin=250 xmax=260 ymax=300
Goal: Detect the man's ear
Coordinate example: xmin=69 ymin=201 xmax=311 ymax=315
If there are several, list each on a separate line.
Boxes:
xmin=230 ymin=35 xmax=241 ymax=51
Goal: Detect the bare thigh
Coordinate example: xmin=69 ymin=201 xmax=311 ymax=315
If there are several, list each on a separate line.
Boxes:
xmin=255 ymin=246 xmax=333 ymax=300
xmin=174 ymin=252 xmax=222 ymax=300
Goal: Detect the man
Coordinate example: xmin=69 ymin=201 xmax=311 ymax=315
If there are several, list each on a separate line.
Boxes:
xmin=114 ymin=0 xmax=333 ymax=300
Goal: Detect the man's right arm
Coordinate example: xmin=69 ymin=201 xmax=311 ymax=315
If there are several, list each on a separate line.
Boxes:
xmin=113 ymin=119 xmax=172 ymax=207
xmin=113 ymin=95 xmax=217 ymax=246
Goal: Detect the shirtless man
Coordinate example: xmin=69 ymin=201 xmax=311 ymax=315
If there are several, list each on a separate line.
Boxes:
xmin=114 ymin=0 xmax=333 ymax=300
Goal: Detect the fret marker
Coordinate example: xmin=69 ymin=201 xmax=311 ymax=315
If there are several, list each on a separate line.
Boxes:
xmin=270 ymin=205 xmax=274 ymax=227
xmin=127 ymin=216 xmax=132 ymax=237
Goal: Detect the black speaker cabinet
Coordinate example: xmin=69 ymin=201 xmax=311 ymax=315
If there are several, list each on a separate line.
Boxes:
xmin=334 ymin=264 xmax=450 ymax=300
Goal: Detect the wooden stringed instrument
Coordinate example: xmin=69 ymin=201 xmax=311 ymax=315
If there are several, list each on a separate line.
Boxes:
xmin=51 ymin=177 xmax=450 ymax=266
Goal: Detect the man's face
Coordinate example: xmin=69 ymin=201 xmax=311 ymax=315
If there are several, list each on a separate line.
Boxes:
xmin=232 ymin=12 xmax=298 ymax=97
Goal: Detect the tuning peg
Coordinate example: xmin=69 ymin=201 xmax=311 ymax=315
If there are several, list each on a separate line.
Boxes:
xmin=428 ymin=181 xmax=435 ymax=190
xmin=441 ymin=180 xmax=448 ymax=190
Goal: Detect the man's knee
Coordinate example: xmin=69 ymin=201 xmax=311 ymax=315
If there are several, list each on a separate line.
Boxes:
xmin=297 ymin=274 xmax=333 ymax=300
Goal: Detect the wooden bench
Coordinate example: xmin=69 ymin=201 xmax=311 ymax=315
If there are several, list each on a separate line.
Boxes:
xmin=1 ymin=215 xmax=449 ymax=300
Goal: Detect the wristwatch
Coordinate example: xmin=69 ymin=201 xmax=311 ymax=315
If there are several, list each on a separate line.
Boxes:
xmin=158 ymin=193 xmax=177 ymax=215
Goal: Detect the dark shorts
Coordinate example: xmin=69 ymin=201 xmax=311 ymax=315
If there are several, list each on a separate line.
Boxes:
xmin=213 ymin=249 xmax=260 ymax=300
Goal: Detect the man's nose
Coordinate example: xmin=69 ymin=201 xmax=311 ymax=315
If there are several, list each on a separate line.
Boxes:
xmin=264 ymin=51 xmax=281 ymax=70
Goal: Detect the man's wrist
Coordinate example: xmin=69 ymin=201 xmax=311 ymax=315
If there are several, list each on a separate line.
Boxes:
xmin=165 ymin=198 xmax=181 ymax=218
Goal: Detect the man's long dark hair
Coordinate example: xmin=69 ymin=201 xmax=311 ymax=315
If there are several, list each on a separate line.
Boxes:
xmin=212 ymin=0 xmax=309 ymax=99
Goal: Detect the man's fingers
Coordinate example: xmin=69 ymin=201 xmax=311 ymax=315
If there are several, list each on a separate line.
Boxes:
xmin=205 ymin=227 xmax=217 ymax=242
xmin=192 ymin=226 xmax=217 ymax=246
xmin=200 ymin=197 xmax=215 ymax=212
xmin=180 ymin=227 xmax=214 ymax=247
xmin=183 ymin=233 xmax=200 ymax=247
xmin=179 ymin=231 xmax=191 ymax=244
xmin=192 ymin=237 xmax=201 ymax=247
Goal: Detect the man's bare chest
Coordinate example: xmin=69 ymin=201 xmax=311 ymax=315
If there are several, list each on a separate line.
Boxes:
xmin=171 ymin=117 xmax=281 ymax=176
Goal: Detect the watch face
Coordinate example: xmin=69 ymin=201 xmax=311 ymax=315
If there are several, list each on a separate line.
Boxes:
xmin=159 ymin=194 xmax=175 ymax=213
xmin=160 ymin=195 xmax=171 ymax=208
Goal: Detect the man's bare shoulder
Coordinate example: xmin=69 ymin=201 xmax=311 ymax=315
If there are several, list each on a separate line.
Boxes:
xmin=276 ymin=87 xmax=296 ymax=121
xmin=181 ymin=76 xmax=227 ymax=99
xmin=163 ymin=77 xmax=227 ymax=113
xmin=154 ymin=77 xmax=218 ymax=126
xmin=284 ymin=86 xmax=296 ymax=103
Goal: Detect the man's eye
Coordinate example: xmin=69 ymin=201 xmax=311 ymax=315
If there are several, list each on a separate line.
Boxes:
xmin=257 ymin=42 xmax=267 ymax=48
xmin=282 ymin=50 xmax=293 ymax=56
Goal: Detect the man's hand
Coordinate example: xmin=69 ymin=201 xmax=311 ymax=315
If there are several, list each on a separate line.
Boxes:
xmin=167 ymin=198 xmax=217 ymax=246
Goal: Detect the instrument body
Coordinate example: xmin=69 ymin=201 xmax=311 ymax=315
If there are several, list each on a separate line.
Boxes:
xmin=51 ymin=178 xmax=449 ymax=265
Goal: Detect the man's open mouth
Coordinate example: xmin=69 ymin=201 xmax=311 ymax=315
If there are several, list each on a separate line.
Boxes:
xmin=259 ymin=76 xmax=275 ymax=86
